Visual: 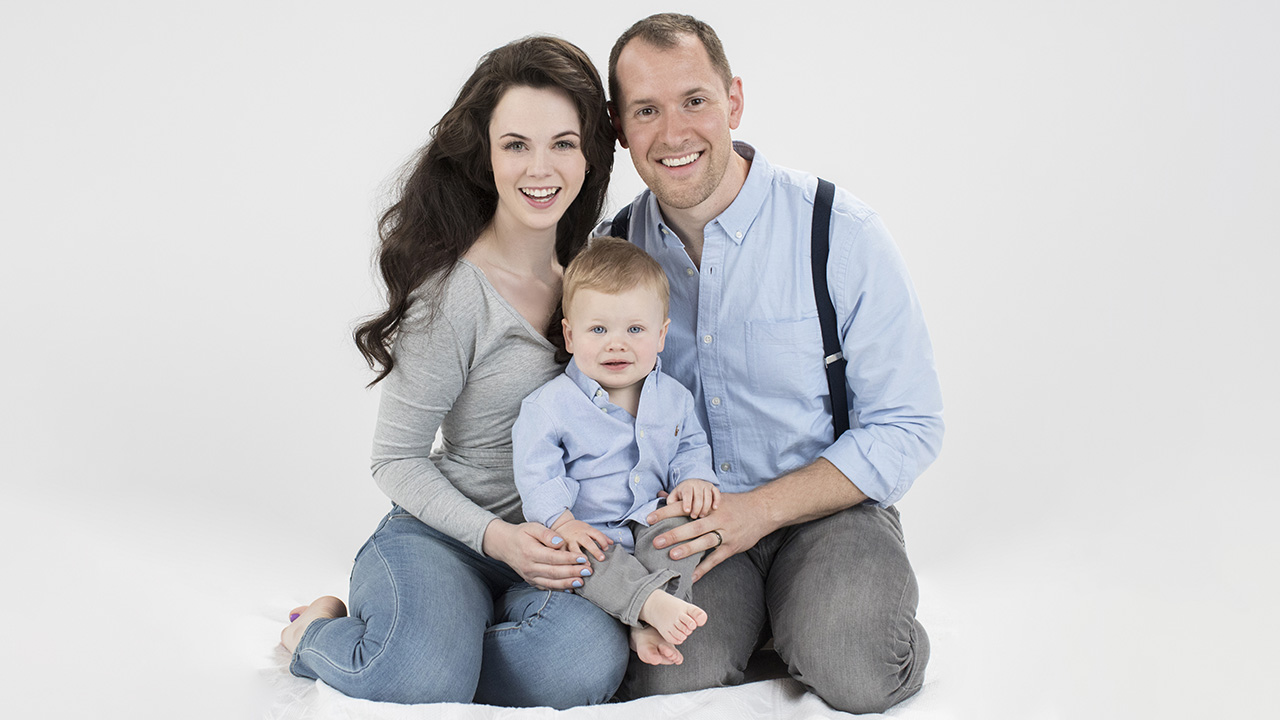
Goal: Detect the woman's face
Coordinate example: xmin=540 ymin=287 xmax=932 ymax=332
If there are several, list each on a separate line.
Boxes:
xmin=488 ymin=85 xmax=587 ymax=238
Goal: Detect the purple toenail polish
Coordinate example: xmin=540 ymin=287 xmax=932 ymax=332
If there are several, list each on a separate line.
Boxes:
xmin=289 ymin=613 xmax=300 ymax=622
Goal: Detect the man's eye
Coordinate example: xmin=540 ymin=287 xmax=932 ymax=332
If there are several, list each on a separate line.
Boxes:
xmin=636 ymin=108 xmax=654 ymax=117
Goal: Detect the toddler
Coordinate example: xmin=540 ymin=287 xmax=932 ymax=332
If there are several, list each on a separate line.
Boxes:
xmin=513 ymin=237 xmax=719 ymax=665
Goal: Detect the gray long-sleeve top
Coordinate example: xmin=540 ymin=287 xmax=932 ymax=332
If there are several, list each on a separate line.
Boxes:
xmin=370 ymin=260 xmax=563 ymax=554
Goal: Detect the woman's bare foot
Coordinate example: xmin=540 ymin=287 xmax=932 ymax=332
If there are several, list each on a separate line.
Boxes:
xmin=637 ymin=590 xmax=708 ymax=645
xmin=630 ymin=625 xmax=683 ymax=665
xmin=280 ymin=596 xmax=347 ymax=653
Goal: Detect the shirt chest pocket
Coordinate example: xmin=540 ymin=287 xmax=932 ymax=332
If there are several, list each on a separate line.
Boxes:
xmin=746 ymin=317 xmax=827 ymax=399
xmin=636 ymin=419 xmax=680 ymax=469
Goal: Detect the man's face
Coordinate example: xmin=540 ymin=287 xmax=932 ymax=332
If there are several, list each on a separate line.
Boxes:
xmin=612 ymin=35 xmax=743 ymax=211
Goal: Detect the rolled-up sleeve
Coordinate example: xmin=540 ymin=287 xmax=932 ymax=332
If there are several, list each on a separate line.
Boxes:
xmin=818 ymin=212 xmax=944 ymax=506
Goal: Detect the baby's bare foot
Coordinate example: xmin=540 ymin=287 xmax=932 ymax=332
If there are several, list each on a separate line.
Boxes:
xmin=637 ymin=590 xmax=708 ymax=645
xmin=280 ymin=596 xmax=347 ymax=653
xmin=630 ymin=625 xmax=683 ymax=665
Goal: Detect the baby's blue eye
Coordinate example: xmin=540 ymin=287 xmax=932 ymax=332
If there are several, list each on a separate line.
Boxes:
xmin=628 ymin=326 xmax=643 ymax=334
xmin=590 ymin=326 xmax=605 ymax=334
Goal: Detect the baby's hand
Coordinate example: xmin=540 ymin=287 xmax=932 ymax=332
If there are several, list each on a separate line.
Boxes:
xmin=554 ymin=519 xmax=612 ymax=562
xmin=668 ymin=479 xmax=720 ymax=519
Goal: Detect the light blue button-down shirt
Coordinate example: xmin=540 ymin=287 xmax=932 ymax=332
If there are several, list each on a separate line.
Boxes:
xmin=597 ymin=142 xmax=943 ymax=506
xmin=512 ymin=358 xmax=718 ymax=552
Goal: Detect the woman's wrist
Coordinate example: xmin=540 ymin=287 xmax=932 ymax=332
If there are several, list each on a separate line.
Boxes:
xmin=481 ymin=518 xmax=513 ymax=561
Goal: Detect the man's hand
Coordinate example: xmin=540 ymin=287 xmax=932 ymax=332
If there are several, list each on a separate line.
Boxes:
xmin=645 ymin=458 xmax=869 ymax=582
xmin=667 ymin=478 xmax=720 ymax=519
xmin=645 ymin=490 xmax=773 ymax=582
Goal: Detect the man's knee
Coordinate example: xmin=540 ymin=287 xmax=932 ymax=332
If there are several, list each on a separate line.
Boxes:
xmin=619 ymin=645 xmax=743 ymax=699
xmin=791 ymin=619 xmax=930 ymax=714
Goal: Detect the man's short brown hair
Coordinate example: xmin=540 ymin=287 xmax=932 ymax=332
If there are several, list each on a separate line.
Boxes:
xmin=607 ymin=13 xmax=733 ymax=110
xmin=563 ymin=237 xmax=670 ymax=318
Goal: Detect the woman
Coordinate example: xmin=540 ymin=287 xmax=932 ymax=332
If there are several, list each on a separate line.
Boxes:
xmin=280 ymin=36 xmax=626 ymax=707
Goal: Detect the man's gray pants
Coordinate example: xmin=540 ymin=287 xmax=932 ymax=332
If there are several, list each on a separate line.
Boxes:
xmin=575 ymin=515 xmax=697 ymax=627
xmin=616 ymin=504 xmax=929 ymax=714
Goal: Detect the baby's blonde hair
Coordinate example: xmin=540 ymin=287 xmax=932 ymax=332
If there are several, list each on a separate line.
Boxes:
xmin=562 ymin=237 xmax=670 ymax=318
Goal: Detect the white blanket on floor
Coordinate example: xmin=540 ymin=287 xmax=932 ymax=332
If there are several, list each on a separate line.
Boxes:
xmin=257 ymin=610 xmax=952 ymax=720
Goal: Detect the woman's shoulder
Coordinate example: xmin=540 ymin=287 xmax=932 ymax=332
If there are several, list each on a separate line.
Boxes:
xmin=403 ymin=261 xmax=489 ymax=325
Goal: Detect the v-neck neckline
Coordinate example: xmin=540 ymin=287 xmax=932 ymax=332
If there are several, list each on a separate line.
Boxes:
xmin=459 ymin=259 xmax=556 ymax=351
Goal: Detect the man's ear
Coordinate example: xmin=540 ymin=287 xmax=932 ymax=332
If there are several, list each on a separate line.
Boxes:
xmin=727 ymin=76 xmax=744 ymax=131
xmin=609 ymin=102 xmax=629 ymax=149
xmin=562 ymin=317 xmax=575 ymax=354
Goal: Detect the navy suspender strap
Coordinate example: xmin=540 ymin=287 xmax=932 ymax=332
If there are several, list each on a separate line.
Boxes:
xmin=812 ymin=178 xmax=850 ymax=441
xmin=609 ymin=203 xmax=633 ymax=241
xmin=610 ymin=187 xmax=848 ymax=441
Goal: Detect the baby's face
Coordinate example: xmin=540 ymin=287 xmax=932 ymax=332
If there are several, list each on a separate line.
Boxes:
xmin=562 ymin=284 xmax=669 ymax=395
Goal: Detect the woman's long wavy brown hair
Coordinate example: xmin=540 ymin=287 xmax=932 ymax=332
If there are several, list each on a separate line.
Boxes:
xmin=354 ymin=36 xmax=615 ymax=385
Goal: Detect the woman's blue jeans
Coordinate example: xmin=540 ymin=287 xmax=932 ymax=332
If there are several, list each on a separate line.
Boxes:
xmin=289 ymin=507 xmax=628 ymax=707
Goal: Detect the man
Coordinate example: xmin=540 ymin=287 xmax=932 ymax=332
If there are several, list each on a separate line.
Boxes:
xmin=598 ymin=13 xmax=945 ymax=714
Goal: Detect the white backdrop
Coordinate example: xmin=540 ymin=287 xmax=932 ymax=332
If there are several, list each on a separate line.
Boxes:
xmin=2 ymin=2 xmax=1276 ymax=718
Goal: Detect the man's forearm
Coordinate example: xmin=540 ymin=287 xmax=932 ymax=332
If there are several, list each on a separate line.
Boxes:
xmin=751 ymin=457 xmax=868 ymax=531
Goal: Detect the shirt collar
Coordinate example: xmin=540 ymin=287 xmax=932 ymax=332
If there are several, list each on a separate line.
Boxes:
xmin=565 ymin=355 xmax=663 ymax=408
xmin=645 ymin=141 xmax=773 ymax=248
xmin=714 ymin=141 xmax=773 ymax=246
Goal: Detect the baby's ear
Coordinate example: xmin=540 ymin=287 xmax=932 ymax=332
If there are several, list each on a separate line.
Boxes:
xmin=562 ymin=318 xmax=575 ymax=353
xmin=656 ymin=317 xmax=671 ymax=352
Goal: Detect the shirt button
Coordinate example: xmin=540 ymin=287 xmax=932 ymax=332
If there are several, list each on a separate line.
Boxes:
xmin=710 ymin=397 xmax=721 ymax=406
xmin=735 ymin=231 xmax=743 ymax=239
xmin=594 ymin=389 xmax=602 ymax=397
xmin=639 ymin=429 xmax=645 ymax=438
xmin=702 ymin=334 xmax=713 ymax=344
xmin=720 ymin=462 xmax=731 ymax=472
xmin=633 ymin=474 xmax=640 ymax=484
xmin=685 ymin=267 xmax=695 ymax=276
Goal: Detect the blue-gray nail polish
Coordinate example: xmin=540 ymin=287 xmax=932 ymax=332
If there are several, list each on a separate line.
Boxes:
xmin=552 ymin=536 xmax=563 ymax=545
xmin=580 ymin=568 xmax=592 ymax=576
xmin=572 ymin=580 xmax=583 ymax=588
xmin=577 ymin=556 xmax=587 ymax=564
xmin=564 ymin=588 xmax=573 ymax=593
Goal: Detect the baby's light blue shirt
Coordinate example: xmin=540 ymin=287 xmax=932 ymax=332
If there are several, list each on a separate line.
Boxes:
xmin=512 ymin=357 xmax=718 ymax=552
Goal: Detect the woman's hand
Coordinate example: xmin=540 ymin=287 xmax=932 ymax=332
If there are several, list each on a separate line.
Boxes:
xmin=482 ymin=519 xmax=594 ymax=590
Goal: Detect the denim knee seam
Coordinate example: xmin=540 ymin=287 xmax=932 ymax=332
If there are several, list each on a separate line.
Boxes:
xmin=295 ymin=537 xmax=401 ymax=677
xmin=484 ymin=588 xmax=554 ymax=638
